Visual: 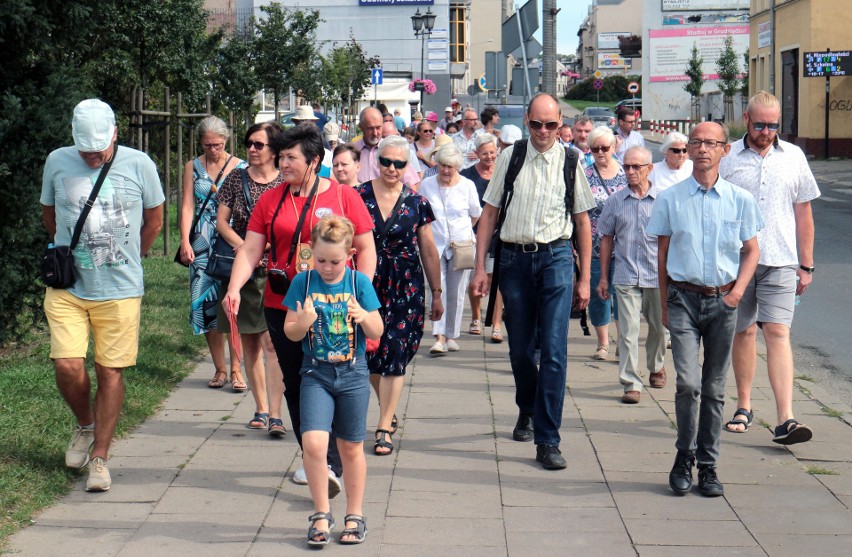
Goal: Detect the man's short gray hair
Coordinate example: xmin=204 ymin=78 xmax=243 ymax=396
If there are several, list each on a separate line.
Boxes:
xmin=197 ymin=115 xmax=230 ymax=139
xmin=475 ymin=133 xmax=498 ymax=151
xmin=572 ymin=115 xmax=593 ymax=128
xmin=588 ymin=126 xmax=616 ymax=148
xmin=624 ymin=146 xmax=653 ymax=164
xmin=659 ymin=132 xmax=688 ymax=153
xmin=434 ymin=143 xmax=463 ymax=169
xmin=377 ymin=136 xmax=410 ymax=161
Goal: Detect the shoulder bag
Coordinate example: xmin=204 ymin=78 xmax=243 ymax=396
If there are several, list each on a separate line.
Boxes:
xmin=205 ymin=168 xmax=254 ymax=280
xmin=41 ymin=146 xmax=117 ymax=288
xmin=439 ymin=183 xmax=475 ymax=271
xmin=266 ymin=176 xmax=321 ymax=296
xmin=175 ymin=155 xmax=233 ymax=266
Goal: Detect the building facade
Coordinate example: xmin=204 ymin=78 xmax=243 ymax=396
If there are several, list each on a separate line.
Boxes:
xmin=576 ymin=0 xmax=643 ymax=79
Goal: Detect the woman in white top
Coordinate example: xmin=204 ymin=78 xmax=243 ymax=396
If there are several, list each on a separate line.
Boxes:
xmin=647 ymin=132 xmax=693 ymax=192
xmin=419 ymin=144 xmax=482 ymax=354
xmin=413 ymin=120 xmax=437 ymax=173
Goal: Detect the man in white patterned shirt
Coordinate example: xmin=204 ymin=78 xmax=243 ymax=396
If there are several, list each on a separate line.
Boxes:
xmin=453 ymin=108 xmax=483 ymax=169
xmin=596 ymin=146 xmax=666 ymax=405
xmin=719 ymin=91 xmax=820 ymax=445
xmin=471 ymin=93 xmax=596 ymax=470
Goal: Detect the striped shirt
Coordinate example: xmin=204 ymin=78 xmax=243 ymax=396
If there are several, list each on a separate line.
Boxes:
xmin=596 ymin=185 xmax=659 ymax=288
xmin=483 ymin=141 xmax=596 ymax=244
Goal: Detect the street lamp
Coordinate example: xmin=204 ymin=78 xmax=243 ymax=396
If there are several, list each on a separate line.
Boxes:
xmin=411 ymin=7 xmax=437 ymax=108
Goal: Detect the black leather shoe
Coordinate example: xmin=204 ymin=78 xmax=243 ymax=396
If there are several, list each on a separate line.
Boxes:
xmin=668 ymin=451 xmax=695 ymax=495
xmin=535 ymin=444 xmax=567 ymax=470
xmin=697 ymin=466 xmax=724 ymax=497
xmin=512 ymin=413 xmax=534 ymax=442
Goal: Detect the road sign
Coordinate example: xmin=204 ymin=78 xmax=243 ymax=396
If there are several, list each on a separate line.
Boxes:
xmin=501 ymin=0 xmax=539 ymax=55
xmin=478 ymin=74 xmax=487 ymax=92
xmin=627 ymin=81 xmax=640 ymax=94
xmin=511 ymin=37 xmax=543 ymax=60
xmin=593 ymin=79 xmax=604 ymax=90
xmin=803 ymin=50 xmax=850 ymax=77
xmin=594 ymin=70 xmax=602 ymax=79
xmin=371 ymin=68 xmax=383 ymax=85
xmin=485 ymin=51 xmax=507 ymax=92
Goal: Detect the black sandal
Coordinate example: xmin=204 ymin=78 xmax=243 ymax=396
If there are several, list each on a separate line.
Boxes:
xmin=374 ymin=428 xmax=393 ymax=456
xmin=772 ymin=419 xmax=813 ymax=445
xmin=724 ymin=408 xmax=753 ymax=433
xmin=307 ymin=511 xmax=335 ymax=546
xmin=390 ymin=414 xmax=399 ymax=435
xmin=339 ymin=514 xmax=367 ymax=545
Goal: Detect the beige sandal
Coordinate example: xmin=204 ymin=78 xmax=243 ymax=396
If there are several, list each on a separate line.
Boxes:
xmin=594 ymin=345 xmax=609 ymax=360
xmin=230 ymin=370 xmax=247 ymax=392
xmin=207 ymin=370 xmax=228 ymax=389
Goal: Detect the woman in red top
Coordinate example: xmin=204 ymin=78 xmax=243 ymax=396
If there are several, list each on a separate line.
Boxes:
xmin=225 ymin=124 xmax=376 ymax=486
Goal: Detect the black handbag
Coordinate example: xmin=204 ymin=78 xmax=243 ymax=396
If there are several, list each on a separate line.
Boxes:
xmin=266 ymin=176 xmax=320 ymax=296
xmin=41 ymin=146 xmax=117 ymax=288
xmin=175 ymin=155 xmax=233 ymax=266
xmin=205 ymin=168 xmax=254 ymax=280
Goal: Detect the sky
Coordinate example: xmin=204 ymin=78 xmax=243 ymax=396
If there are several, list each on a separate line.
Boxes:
xmin=556 ymin=0 xmax=593 ymax=56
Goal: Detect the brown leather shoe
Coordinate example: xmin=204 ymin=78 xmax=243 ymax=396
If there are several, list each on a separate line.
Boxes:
xmin=649 ymin=368 xmax=667 ymax=389
xmin=621 ymin=390 xmax=640 ymax=404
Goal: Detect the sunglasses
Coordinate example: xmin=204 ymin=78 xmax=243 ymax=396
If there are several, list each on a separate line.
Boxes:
xmin=590 ymin=145 xmax=611 ymax=153
xmin=378 ymin=156 xmax=407 ymax=169
xmin=623 ymin=164 xmax=650 ymax=172
xmin=528 ymin=120 xmax=560 ymax=131
xmin=751 ymin=121 xmax=780 ymax=131
xmin=420 ymin=129 xmax=434 ymax=134
xmin=245 ymin=141 xmax=267 ymax=150
xmin=668 ymin=148 xmax=688 ymax=154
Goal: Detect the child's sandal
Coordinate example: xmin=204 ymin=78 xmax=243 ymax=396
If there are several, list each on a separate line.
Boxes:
xmin=339 ymin=514 xmax=367 ymax=545
xmin=307 ymin=511 xmax=335 ymax=546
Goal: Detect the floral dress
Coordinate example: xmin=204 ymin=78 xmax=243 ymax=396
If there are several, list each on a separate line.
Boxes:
xmin=585 ymin=164 xmax=628 ymax=258
xmin=188 ymin=157 xmax=246 ymax=334
xmin=356 ymin=181 xmax=435 ymax=376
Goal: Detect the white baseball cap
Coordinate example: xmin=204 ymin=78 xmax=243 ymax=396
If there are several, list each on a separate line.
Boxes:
xmin=323 ymin=122 xmax=340 ymax=142
xmin=499 ymin=124 xmax=522 ymax=145
xmin=444 ymin=106 xmax=453 ymax=113
xmin=72 ymin=99 xmax=116 ymax=152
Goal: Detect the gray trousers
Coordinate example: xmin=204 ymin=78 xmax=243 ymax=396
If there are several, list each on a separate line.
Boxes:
xmin=667 ymin=285 xmax=738 ymax=467
xmin=614 ymin=285 xmax=666 ymax=392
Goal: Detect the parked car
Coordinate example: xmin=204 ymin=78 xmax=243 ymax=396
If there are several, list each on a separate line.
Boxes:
xmin=582 ymin=107 xmax=617 ymax=130
xmin=615 ymin=98 xmax=642 ymax=113
xmin=490 ymin=104 xmax=529 ymax=139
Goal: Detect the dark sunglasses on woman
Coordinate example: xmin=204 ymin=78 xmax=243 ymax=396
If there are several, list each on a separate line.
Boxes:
xmin=378 ymin=156 xmax=407 ymax=170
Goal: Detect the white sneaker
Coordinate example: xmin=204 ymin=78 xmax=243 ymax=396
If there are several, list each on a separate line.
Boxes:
xmin=292 ymin=465 xmax=308 ymax=485
xmin=430 ymin=341 xmax=447 ymax=355
xmin=328 ymin=466 xmax=342 ymax=500
xmin=86 ymin=457 xmax=111 ymax=492
xmin=65 ymin=426 xmax=95 ymax=469
xmin=446 ymin=339 xmax=460 ymax=351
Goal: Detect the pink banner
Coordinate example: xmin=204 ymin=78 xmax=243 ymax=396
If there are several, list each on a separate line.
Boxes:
xmin=649 ymin=25 xmax=749 ymax=83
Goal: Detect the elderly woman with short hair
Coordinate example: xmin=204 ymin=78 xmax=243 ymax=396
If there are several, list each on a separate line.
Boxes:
xmin=586 ymin=126 xmax=627 ymax=361
xmin=419 ymin=143 xmax=482 ymax=354
xmin=648 ymin=131 xmax=693 ymax=192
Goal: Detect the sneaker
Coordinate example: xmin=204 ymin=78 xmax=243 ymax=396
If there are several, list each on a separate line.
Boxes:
xmin=535 ymin=444 xmax=567 ymax=470
xmin=328 ymin=466 xmax=342 ymax=499
xmin=697 ymin=466 xmax=724 ymax=497
xmin=66 ymin=426 xmax=95 ymax=469
xmin=446 ymin=339 xmax=460 ymax=351
xmin=668 ymin=451 xmax=695 ymax=496
xmin=292 ymin=466 xmax=308 ymax=485
xmin=593 ymin=345 xmax=609 ymax=360
xmin=86 ymin=457 xmax=111 ymax=492
xmin=430 ymin=341 xmax=447 ymax=355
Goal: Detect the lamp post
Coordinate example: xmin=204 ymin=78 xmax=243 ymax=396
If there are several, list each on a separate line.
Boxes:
xmin=410 ymin=7 xmax=436 ymax=109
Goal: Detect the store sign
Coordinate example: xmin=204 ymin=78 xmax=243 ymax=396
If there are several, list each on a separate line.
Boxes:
xmin=804 ymin=51 xmax=851 ymax=78
xmin=662 ymin=0 xmax=748 ymax=10
xmin=598 ymin=52 xmax=632 ymax=70
xmin=757 ymin=21 xmax=771 ymax=49
xmin=648 ymin=26 xmax=748 ymax=82
xmin=359 ymin=0 xmax=433 ymax=5
xmin=598 ymin=32 xmax=631 ymax=51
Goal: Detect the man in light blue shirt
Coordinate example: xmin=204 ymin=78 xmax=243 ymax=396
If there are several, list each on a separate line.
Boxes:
xmin=647 ymin=122 xmax=763 ymax=498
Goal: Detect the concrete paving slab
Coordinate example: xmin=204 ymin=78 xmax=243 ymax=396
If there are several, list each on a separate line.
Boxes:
xmin=751 ymin=533 xmax=852 ymax=557
xmin=506 ymin=530 xmax=636 ymax=556
xmin=386 ymin=489 xmax=504 ymax=518
xmin=380 ymin=516 xmax=505 ymax=547
xmin=724 ymin=484 xmax=847 ymax=510
xmin=502 ymin=505 xmax=625 ymax=533
xmin=151 ymin=485 xmax=277 ymax=517
xmin=741 ymin=507 xmax=852 ymax=535
xmin=625 ymin=517 xmax=757 ymax=546
xmin=379 ymin=545 xmax=508 ymax=557
xmin=32 ymin=501 xmax=154 ymax=529
xmin=500 ymin=480 xmax=614 ymax=508
xmin=636 ymin=546 xmax=765 ymax=556
xmin=7 ymin=526 xmax=135 ymax=557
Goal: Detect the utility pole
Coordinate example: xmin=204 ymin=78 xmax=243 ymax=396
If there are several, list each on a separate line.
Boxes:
xmin=542 ymin=0 xmax=559 ymax=95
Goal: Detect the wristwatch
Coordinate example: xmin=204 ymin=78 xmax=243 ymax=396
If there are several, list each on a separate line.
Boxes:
xmin=799 ymin=264 xmax=815 ymax=274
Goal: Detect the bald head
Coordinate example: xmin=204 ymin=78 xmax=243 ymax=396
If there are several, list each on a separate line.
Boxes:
xmin=381 ymin=121 xmax=399 ymax=138
xmin=360 ymin=107 xmax=383 ymax=146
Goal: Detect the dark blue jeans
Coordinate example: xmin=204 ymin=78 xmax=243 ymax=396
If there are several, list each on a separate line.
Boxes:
xmin=667 ymin=285 xmax=738 ymax=467
xmin=499 ymin=243 xmax=574 ymax=447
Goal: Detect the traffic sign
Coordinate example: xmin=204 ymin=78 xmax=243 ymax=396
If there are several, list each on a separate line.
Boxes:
xmin=478 ymin=74 xmax=487 ymax=92
xmin=627 ymin=81 xmax=640 ymax=94
xmin=593 ymin=79 xmax=604 ymax=90
xmin=594 ymin=70 xmax=602 ymax=79
xmin=803 ymin=50 xmax=850 ymax=77
xmin=371 ymin=68 xmax=383 ymax=85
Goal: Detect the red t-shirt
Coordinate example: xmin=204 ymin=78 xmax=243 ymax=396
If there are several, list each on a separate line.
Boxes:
xmin=248 ymin=179 xmax=374 ymax=309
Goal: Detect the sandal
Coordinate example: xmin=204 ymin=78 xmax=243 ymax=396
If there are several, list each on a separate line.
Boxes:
xmin=230 ymin=370 xmax=247 ymax=392
xmin=248 ymin=412 xmax=268 ymax=429
xmin=307 ymin=511 xmax=335 ymax=546
xmin=469 ymin=320 xmax=483 ymax=335
xmin=207 ymin=370 xmax=228 ymax=389
xmin=490 ymin=327 xmax=504 ymax=343
xmin=374 ymin=428 xmax=394 ymax=456
xmin=724 ymin=408 xmax=753 ymax=433
xmin=594 ymin=345 xmax=609 ymax=360
xmin=390 ymin=414 xmax=399 ymax=435
xmin=772 ymin=419 xmax=813 ymax=445
xmin=339 ymin=514 xmax=367 ymax=545
xmin=267 ymin=417 xmax=286 ymax=437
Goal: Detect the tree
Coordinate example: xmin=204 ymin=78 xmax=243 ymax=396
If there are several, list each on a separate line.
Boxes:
xmin=741 ymin=48 xmax=751 ymax=98
xmin=684 ymin=43 xmax=705 ymax=122
xmin=254 ymin=3 xmax=320 ymax=120
xmin=716 ymin=35 xmax=740 ymax=122
xmin=321 ymin=38 xmax=381 ymax=123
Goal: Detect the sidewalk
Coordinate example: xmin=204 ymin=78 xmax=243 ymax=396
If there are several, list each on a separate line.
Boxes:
xmin=7 ymin=311 xmax=852 ymax=556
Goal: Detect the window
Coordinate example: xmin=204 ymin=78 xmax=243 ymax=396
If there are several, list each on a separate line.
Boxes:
xmin=450 ymin=5 xmax=466 ymax=63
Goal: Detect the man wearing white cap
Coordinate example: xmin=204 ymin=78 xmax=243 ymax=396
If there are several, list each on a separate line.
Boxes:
xmin=439 ymin=106 xmax=454 ymax=132
xmin=497 ymin=124 xmax=522 ymax=153
xmin=41 ymin=99 xmax=164 ymax=492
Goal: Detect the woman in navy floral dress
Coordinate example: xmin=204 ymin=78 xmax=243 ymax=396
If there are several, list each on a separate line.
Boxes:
xmin=356 ymin=136 xmax=443 ymax=456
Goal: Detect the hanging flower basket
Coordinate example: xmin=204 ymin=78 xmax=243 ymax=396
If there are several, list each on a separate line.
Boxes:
xmin=409 ymin=79 xmax=437 ymax=95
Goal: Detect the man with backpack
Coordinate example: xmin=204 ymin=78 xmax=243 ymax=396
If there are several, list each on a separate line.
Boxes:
xmin=471 ymin=93 xmax=595 ymax=470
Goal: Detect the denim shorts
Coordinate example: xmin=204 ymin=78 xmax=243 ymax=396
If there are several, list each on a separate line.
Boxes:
xmin=299 ymin=355 xmax=370 ymax=442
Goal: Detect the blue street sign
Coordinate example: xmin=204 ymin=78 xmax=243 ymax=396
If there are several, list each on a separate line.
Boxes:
xmin=371 ymin=68 xmax=383 ymax=85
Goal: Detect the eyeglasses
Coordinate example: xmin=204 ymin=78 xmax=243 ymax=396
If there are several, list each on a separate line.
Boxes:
xmin=245 ymin=141 xmax=267 ymax=150
xmin=420 ymin=129 xmax=434 ymax=134
xmin=668 ymin=148 xmax=688 ymax=154
xmin=528 ymin=120 xmax=561 ymax=131
xmin=463 ymin=118 xmax=478 ymax=122
xmin=202 ymin=143 xmax=225 ymax=150
xmin=590 ymin=145 xmax=611 ymax=153
xmin=378 ymin=156 xmax=407 ymax=169
xmin=751 ymin=121 xmax=780 ymax=132
xmin=623 ymin=164 xmax=650 ymax=172
xmin=687 ymin=139 xmax=724 ymax=148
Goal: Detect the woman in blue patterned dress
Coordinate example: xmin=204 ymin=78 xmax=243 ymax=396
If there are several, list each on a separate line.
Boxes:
xmin=179 ymin=116 xmax=246 ymax=388
xmin=356 ymin=136 xmax=444 ymax=456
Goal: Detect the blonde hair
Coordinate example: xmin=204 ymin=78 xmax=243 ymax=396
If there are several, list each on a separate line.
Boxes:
xmin=747 ymin=91 xmax=781 ymax=114
xmin=311 ymin=214 xmax=355 ymax=251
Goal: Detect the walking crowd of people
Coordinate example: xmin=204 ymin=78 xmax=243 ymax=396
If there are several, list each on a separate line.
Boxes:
xmin=40 ymin=88 xmax=820 ymax=546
